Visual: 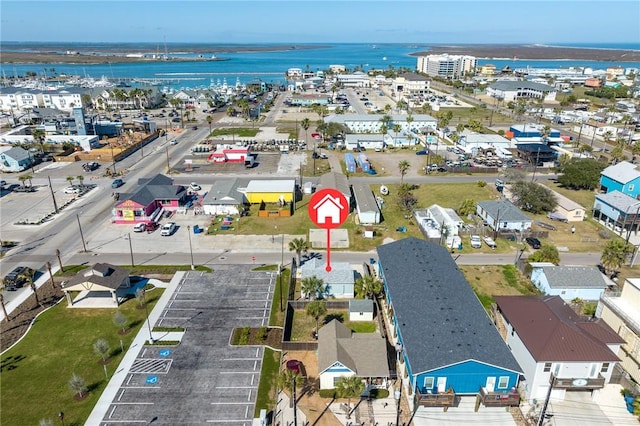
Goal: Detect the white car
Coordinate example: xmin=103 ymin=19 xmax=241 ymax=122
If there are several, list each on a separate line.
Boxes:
xmin=161 ymin=222 xmax=176 ymax=236
xmin=63 ymin=185 xmax=81 ymax=194
xmin=189 ymin=182 xmax=201 ymax=191
xmin=470 ymin=235 xmax=482 ymax=249
xmin=133 ymin=223 xmax=147 ymax=233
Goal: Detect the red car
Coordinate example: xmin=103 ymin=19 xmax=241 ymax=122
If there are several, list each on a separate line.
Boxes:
xmin=286 ymin=359 xmax=303 ymax=375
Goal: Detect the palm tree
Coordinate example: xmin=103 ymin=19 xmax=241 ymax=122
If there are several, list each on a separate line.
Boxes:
xmin=20 ymin=269 xmax=40 ymax=307
xmin=18 ymin=174 xmax=29 ymax=188
xmin=393 ymin=124 xmax=402 ymax=146
xmin=301 ymin=275 xmax=325 ymax=300
xmin=335 ymin=375 xmax=365 ymax=418
xmin=31 ymin=128 xmax=46 ymax=154
xmin=0 ymin=293 xmax=10 ymax=321
xmin=76 ymin=175 xmax=85 ymax=188
xmin=288 ymin=237 xmax=309 ymax=265
xmin=601 ymin=239 xmax=631 ymax=276
xmin=306 ymin=300 xmax=327 ymax=336
xmin=398 ymin=160 xmax=410 ymax=183
xmin=66 ymin=176 xmax=75 ymax=187
xmin=45 ymin=261 xmax=55 ymax=288
xmin=206 ymin=115 xmax=213 ymax=134
xmin=301 ymin=118 xmax=310 ymax=151
xmin=355 ymin=275 xmax=383 ymax=300
xmin=277 ymin=369 xmax=304 ymax=408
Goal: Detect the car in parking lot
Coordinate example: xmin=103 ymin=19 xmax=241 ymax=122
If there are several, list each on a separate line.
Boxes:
xmin=470 ymin=235 xmax=482 ymax=249
xmin=133 ymin=223 xmax=147 ymax=233
xmin=111 ymin=178 xmax=124 ymax=188
xmin=161 ymin=222 xmax=177 ymax=236
xmin=3 ymin=266 xmax=33 ymax=290
xmin=12 ymin=185 xmax=36 ymax=193
xmin=63 ymin=185 xmax=82 ymax=194
xmin=189 ymin=182 xmax=201 ymax=191
xmin=525 ymin=237 xmax=542 ymax=249
xmin=82 ymin=161 xmax=99 ymax=172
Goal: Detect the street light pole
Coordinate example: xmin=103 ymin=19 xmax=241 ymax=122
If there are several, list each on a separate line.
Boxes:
xmin=127 ymin=233 xmax=134 ymax=267
xmin=143 ymin=289 xmax=154 ymax=343
xmin=48 ymin=175 xmax=59 ymax=214
xmin=110 ymin=143 xmax=117 ymax=175
xmin=76 ymin=213 xmax=87 ymax=252
xmin=187 ymin=225 xmax=195 ymax=270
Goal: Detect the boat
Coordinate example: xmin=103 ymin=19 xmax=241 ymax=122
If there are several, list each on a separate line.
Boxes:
xmin=380 ymin=185 xmax=389 ymax=196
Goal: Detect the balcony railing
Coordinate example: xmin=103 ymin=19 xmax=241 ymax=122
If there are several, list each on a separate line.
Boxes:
xmin=415 ymin=387 xmax=456 ymax=409
xmin=478 ymin=387 xmax=520 ymax=407
xmin=600 ymin=293 xmax=640 ymax=336
xmin=552 ymin=375 xmax=606 ymax=389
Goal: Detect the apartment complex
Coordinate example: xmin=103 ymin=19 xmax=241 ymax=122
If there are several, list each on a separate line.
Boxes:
xmin=415 ymin=54 xmax=477 ymax=79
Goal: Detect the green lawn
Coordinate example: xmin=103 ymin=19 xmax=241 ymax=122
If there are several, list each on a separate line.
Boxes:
xmin=210 ymin=127 xmax=260 ymax=137
xmin=223 ymin=182 xmax=498 ymax=252
xmin=0 ymin=288 xmax=164 ymax=426
xmin=56 ymin=264 xmax=211 ymax=277
xmin=290 ymin=309 xmax=376 ymax=341
xmin=253 ymin=347 xmax=280 ymax=417
xmin=460 ymin=264 xmax=540 ymax=310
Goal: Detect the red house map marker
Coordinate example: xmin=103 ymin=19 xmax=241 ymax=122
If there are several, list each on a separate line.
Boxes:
xmin=308 ymin=188 xmax=349 ymax=272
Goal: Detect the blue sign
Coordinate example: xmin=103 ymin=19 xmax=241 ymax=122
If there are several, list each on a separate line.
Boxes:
xmin=159 ymin=349 xmax=171 ymax=357
xmin=146 ymin=375 xmax=158 ymax=385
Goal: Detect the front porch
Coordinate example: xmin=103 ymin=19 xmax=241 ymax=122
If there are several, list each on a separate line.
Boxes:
xmin=476 ymin=386 xmax=520 ymax=408
xmin=553 ymin=375 xmax=607 ymax=389
xmin=415 ymin=387 xmax=456 ymax=409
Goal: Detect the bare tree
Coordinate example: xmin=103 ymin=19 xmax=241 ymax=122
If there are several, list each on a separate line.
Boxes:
xmin=93 ymin=338 xmax=111 ymax=362
xmin=113 ymin=311 xmax=128 ymax=333
xmin=68 ymin=373 xmax=87 ymax=399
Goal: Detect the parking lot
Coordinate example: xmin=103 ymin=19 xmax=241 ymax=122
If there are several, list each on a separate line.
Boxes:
xmin=99 ymin=266 xmax=276 ymax=425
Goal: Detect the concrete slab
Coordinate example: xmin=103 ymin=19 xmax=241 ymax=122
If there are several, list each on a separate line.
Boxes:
xmin=412 ymin=396 xmax=517 ymax=426
xmin=547 ymin=386 xmax=638 ymax=426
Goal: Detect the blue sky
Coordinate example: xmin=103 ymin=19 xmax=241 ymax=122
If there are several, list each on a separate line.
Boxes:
xmin=2 ymin=0 xmax=639 ymax=45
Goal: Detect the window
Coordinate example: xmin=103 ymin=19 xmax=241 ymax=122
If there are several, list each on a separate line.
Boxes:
xmin=554 ymin=363 xmax=561 ymax=376
xmin=601 ymin=363 xmax=610 ymax=373
xmin=424 ymin=377 xmax=434 ymax=390
xmin=498 ymin=376 xmax=510 ymax=389
xmin=543 ymin=363 xmax=552 ymax=372
xmin=589 ymin=363 xmax=597 ymax=377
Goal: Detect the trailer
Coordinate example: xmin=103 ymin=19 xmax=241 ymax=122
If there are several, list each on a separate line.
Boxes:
xmin=357 ymin=153 xmax=370 ymax=172
xmin=345 ymin=153 xmax=356 ymax=173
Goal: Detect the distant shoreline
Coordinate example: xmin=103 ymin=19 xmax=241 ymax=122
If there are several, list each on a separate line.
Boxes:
xmin=410 ymin=44 xmax=640 ymax=62
xmin=0 ymin=44 xmax=329 ymax=64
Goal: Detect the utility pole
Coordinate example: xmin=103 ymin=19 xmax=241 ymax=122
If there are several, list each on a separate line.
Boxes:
xmin=531 ymin=147 xmax=541 ymax=182
xmin=76 ymin=214 xmax=87 ymax=253
xmin=165 ymin=146 xmax=170 ymax=172
xmin=48 ymin=175 xmax=59 ymax=214
xmin=537 ymin=375 xmax=555 ymax=426
xmin=127 ymin=233 xmax=134 ymax=267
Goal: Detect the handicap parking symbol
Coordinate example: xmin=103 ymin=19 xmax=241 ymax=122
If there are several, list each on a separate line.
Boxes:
xmin=146 ymin=375 xmax=159 ymax=385
xmin=159 ymin=349 xmax=171 ymax=357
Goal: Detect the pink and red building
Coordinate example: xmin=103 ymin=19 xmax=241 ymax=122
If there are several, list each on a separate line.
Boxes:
xmin=208 ymin=145 xmax=250 ymax=163
xmin=112 ymin=174 xmax=188 ymax=224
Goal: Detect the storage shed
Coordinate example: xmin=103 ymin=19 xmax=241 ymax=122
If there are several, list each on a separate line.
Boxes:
xmin=245 ymin=179 xmax=295 ymax=204
xmin=352 ymin=183 xmax=381 ymax=224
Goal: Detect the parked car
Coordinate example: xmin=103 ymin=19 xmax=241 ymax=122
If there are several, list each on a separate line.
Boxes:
xmin=470 ymin=235 xmax=482 ymax=249
xmin=13 ymin=185 xmax=36 ymax=193
xmin=3 ymin=266 xmax=33 ymax=290
xmin=189 ymin=182 xmax=201 ymax=191
xmin=525 ymin=237 xmax=542 ymax=249
xmin=416 ymin=150 xmax=428 ymax=155
xmin=111 ymin=178 xmax=124 ymax=188
xmin=483 ymin=236 xmax=497 ymax=249
xmin=161 ymin=222 xmax=176 ymax=236
xmin=133 ymin=223 xmax=147 ymax=233
xmin=63 ymin=185 xmax=82 ymax=194
xmin=146 ymin=222 xmax=159 ymax=233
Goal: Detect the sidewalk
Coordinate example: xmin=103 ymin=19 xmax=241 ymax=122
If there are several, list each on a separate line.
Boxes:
xmin=0 ymin=264 xmax=59 ymax=322
xmin=85 ymin=272 xmax=182 ymax=425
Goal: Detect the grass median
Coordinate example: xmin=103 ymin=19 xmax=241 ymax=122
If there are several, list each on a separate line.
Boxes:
xmin=0 ymin=288 xmax=164 ymax=425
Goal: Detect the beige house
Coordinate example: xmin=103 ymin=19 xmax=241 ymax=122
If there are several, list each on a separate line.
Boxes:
xmin=62 ymin=263 xmax=131 ymax=307
xmin=597 ymin=278 xmax=640 ymax=384
xmin=317 ymin=319 xmax=389 ymax=390
xmin=545 ymin=186 xmax=586 ymax=222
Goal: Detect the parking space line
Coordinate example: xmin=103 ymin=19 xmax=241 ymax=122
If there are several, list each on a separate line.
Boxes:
xmin=117 ymin=389 xmax=125 ymax=401
xmin=109 ymin=406 xmax=117 ymax=418
xmin=248 ymin=389 xmax=252 ymax=401
xmin=126 ymin=374 xmax=134 ymax=385
xmin=210 ymin=402 xmax=253 ymax=405
xmin=223 ymin=358 xmax=262 ymax=361
xmin=215 ymin=386 xmax=256 ymax=389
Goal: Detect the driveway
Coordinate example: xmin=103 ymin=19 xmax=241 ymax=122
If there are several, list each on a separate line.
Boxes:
xmin=547 ymin=385 xmax=637 ymax=426
xmin=412 ymin=396 xmax=517 ymax=425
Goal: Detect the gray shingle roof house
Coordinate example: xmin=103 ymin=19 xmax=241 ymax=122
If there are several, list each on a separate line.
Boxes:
xmin=201 ymin=178 xmax=247 ymax=215
xmin=530 ymin=263 xmax=610 ymax=301
xmin=317 ymin=319 xmax=390 ymax=390
xmin=319 ymin=172 xmax=351 ymax=209
xmin=113 ymin=174 xmax=187 ymax=224
xmin=601 ymin=161 xmax=640 ymax=185
xmin=0 ymin=147 xmax=32 ymax=172
xmin=349 ymin=299 xmax=374 ymax=321
xmin=376 ymin=238 xmax=522 ymax=396
xmin=476 ymin=200 xmax=532 ymax=232
xmin=300 ymin=258 xmax=354 ymax=298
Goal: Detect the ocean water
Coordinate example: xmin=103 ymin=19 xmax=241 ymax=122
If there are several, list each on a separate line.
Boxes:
xmin=1 ymin=43 xmax=639 ymax=90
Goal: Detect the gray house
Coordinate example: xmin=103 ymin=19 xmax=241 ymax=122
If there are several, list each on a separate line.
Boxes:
xmin=201 ymin=178 xmax=247 ymax=216
xmin=530 ymin=263 xmax=610 ymax=301
xmin=352 ymin=183 xmax=381 ymax=224
xmin=0 ymin=147 xmax=32 ymax=172
xmin=300 ymin=258 xmax=354 ymax=298
xmin=476 ymin=200 xmax=532 ymax=232
xmin=317 ymin=319 xmax=389 ymax=390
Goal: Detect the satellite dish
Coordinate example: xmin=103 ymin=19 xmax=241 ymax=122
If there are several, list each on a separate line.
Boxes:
xmin=380 ymin=185 xmax=389 ymax=196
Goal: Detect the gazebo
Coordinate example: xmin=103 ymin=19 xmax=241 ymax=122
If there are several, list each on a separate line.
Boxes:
xmin=61 ymin=263 xmax=131 ymax=308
